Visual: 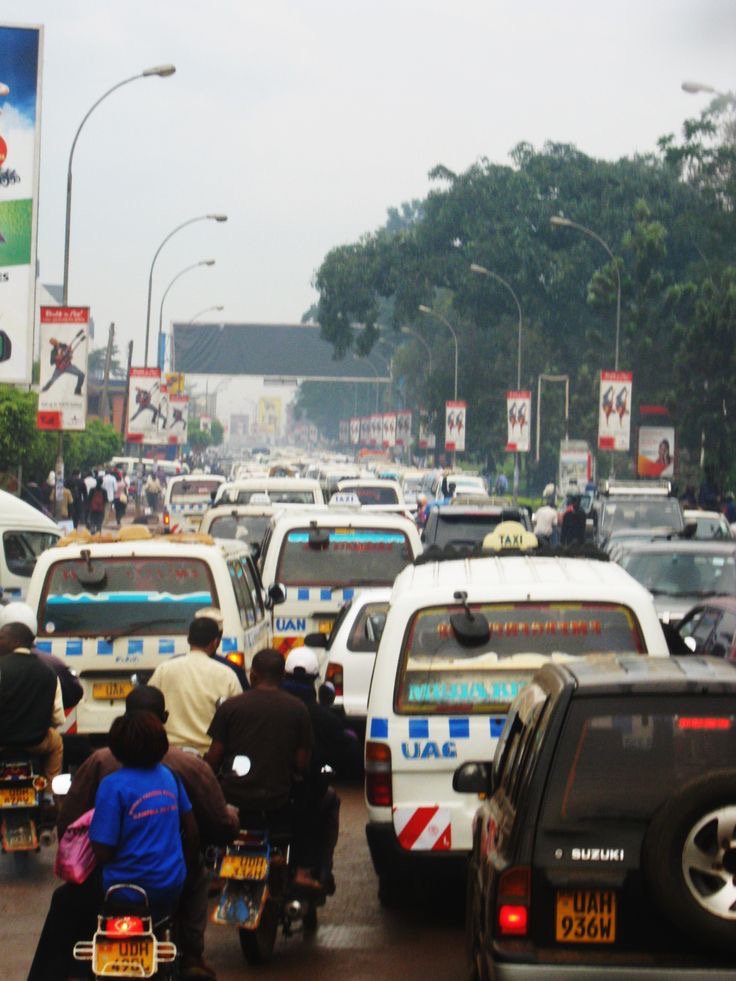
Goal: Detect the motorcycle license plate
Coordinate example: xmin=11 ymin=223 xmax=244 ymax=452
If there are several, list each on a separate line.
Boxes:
xmin=220 ymin=854 xmax=269 ymax=880
xmin=0 ymin=786 xmax=36 ymax=807
xmin=555 ymin=890 xmax=616 ymax=944
xmin=93 ymin=681 xmax=134 ymax=700
xmin=94 ymin=936 xmax=155 ymax=976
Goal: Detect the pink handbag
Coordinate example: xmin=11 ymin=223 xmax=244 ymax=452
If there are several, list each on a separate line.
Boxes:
xmin=54 ymin=808 xmax=97 ymax=884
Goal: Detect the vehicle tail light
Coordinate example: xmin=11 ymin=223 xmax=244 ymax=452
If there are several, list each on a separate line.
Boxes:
xmin=677 ymin=717 xmax=732 ymax=730
xmin=162 ymin=509 xmax=170 ymax=529
xmin=32 ymin=776 xmax=48 ymax=791
xmin=365 ymin=741 xmax=392 ymax=807
xmin=103 ymin=916 xmax=145 ymax=936
xmin=497 ymin=866 xmax=530 ymax=937
xmin=325 ymin=662 xmax=343 ymax=697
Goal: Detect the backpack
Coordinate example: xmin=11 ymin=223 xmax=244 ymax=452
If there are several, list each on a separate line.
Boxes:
xmin=89 ymin=488 xmax=106 ymax=512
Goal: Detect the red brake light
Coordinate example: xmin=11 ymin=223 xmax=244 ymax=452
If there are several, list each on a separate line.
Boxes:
xmin=365 ymin=741 xmax=392 ymax=807
xmin=498 ymin=904 xmax=528 ymax=935
xmin=677 ymin=717 xmax=732 ymax=731
xmin=163 ymin=510 xmax=170 ymax=527
xmin=325 ymin=662 xmax=343 ymax=697
xmin=104 ymin=916 xmax=145 ymax=936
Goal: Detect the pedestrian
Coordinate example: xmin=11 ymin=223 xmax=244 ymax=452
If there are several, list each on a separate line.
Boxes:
xmin=87 ymin=478 xmax=107 ymax=534
xmin=560 ymin=495 xmax=586 ymax=546
xmin=533 ymin=496 xmax=558 ymax=547
xmin=66 ymin=469 xmax=87 ymax=529
xmin=145 ymin=470 xmax=162 ymax=514
xmin=101 ymin=468 xmax=117 ymax=526
xmin=113 ymin=471 xmax=127 ymax=527
xmin=56 ymin=482 xmax=75 ymax=529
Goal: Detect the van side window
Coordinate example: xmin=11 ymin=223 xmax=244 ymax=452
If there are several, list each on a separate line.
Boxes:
xmin=228 ymin=559 xmax=256 ymax=628
xmin=239 ymin=557 xmax=264 ymax=622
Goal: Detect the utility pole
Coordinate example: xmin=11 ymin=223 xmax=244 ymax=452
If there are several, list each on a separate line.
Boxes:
xmin=100 ymin=322 xmax=115 ymax=424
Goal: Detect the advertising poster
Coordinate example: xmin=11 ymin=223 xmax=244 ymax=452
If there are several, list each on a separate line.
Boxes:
xmin=638 ymin=425 xmax=675 ymax=478
xmin=359 ymin=416 xmax=370 ymax=445
xmin=370 ymin=413 xmax=382 ymax=446
xmin=396 ymin=410 xmax=412 ymax=447
xmin=350 ymin=416 xmax=360 ymax=445
xmin=36 ymin=306 xmax=88 ymax=431
xmin=338 ymin=419 xmax=349 ymax=444
xmin=418 ymin=412 xmax=436 ymax=450
xmin=505 ymin=390 xmax=532 ymax=452
xmin=127 ymin=367 xmax=163 ymax=443
xmin=382 ymin=412 xmax=396 ymax=448
xmin=0 ymin=24 xmax=43 ymax=384
xmin=166 ymin=395 xmax=189 ymax=445
xmin=598 ymin=370 xmax=633 ymax=451
xmin=164 ymin=371 xmax=185 ymax=395
xmin=445 ymin=400 xmax=467 ymax=452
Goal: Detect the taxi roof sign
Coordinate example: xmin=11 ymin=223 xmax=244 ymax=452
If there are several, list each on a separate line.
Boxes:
xmin=329 ymin=491 xmax=362 ymax=507
xmin=483 ymin=521 xmax=538 ymax=552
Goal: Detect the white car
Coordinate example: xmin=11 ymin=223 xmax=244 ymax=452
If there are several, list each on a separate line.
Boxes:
xmin=313 ymin=587 xmax=391 ymax=730
xmin=683 ymin=508 xmax=734 ymax=540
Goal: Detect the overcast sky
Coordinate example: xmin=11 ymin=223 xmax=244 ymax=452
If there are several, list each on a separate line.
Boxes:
xmin=3 ymin=0 xmax=735 ymax=367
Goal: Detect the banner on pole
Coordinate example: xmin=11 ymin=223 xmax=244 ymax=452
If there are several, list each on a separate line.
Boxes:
xmin=598 ymin=370 xmax=633 ymax=451
xmin=505 ymin=390 xmax=531 ymax=452
xmin=350 ymin=416 xmax=360 ymax=445
xmin=167 ymin=394 xmax=189 ymax=445
xmin=37 ymin=306 xmax=89 ymax=431
xmin=382 ymin=413 xmax=396 ymax=448
xmin=419 ymin=412 xmax=435 ymax=450
xmin=638 ymin=425 xmax=674 ymax=478
xmin=445 ymin=401 xmax=467 ymax=452
xmin=127 ymin=367 xmax=163 ymax=443
xmin=396 ymin=410 xmax=412 ymax=447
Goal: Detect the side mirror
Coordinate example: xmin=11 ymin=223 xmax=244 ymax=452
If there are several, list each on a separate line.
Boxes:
xmin=452 ymin=761 xmax=493 ymax=796
xmin=265 ymin=582 xmax=286 ymax=609
xmin=304 ymin=631 xmax=328 ymax=649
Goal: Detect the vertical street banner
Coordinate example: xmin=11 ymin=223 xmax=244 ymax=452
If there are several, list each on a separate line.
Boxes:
xmin=382 ymin=412 xmax=396 ymax=448
xmin=638 ymin=425 xmax=675 ymax=478
xmin=350 ymin=416 xmax=360 ymax=445
xmin=505 ymin=390 xmax=531 ymax=452
xmin=418 ymin=412 xmax=436 ymax=450
xmin=396 ymin=410 xmax=412 ymax=447
xmin=167 ymin=394 xmax=189 ymax=445
xmin=127 ymin=367 xmax=162 ymax=443
xmin=598 ymin=370 xmax=633 ymax=451
xmin=359 ymin=416 xmax=369 ymax=445
xmin=164 ymin=371 xmax=185 ymax=395
xmin=370 ymin=413 xmax=382 ymax=446
xmin=339 ymin=419 xmax=349 ymax=444
xmin=37 ymin=306 xmax=89 ymax=430
xmin=0 ymin=24 xmax=43 ymax=385
xmin=445 ymin=400 xmax=467 ymax=453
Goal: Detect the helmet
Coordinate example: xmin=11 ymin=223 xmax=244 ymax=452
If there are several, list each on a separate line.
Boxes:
xmin=0 ymin=601 xmax=38 ymax=635
xmin=285 ymin=646 xmax=320 ymax=677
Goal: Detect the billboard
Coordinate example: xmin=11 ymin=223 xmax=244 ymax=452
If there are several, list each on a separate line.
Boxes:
xmin=167 ymin=394 xmax=189 ymax=445
xmin=418 ymin=412 xmax=435 ymax=450
xmin=127 ymin=367 xmax=163 ymax=443
xmin=505 ymin=390 xmax=531 ymax=452
xmin=0 ymin=24 xmax=43 ymax=384
xmin=445 ymin=400 xmax=466 ymax=453
xmin=396 ymin=410 xmax=412 ymax=447
xmin=349 ymin=416 xmax=360 ymax=445
xmin=598 ymin=370 xmax=633 ymax=452
xmin=638 ymin=425 xmax=675 ymax=478
xmin=36 ymin=306 xmax=88 ymax=431
xmin=382 ymin=412 xmax=396 ymax=448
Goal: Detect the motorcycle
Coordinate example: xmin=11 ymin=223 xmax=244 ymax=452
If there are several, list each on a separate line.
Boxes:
xmin=0 ymin=750 xmax=53 ymax=853
xmin=73 ymin=883 xmax=177 ymax=980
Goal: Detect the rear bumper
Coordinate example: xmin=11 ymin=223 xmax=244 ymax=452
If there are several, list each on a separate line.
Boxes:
xmin=365 ymin=820 xmax=467 ymax=883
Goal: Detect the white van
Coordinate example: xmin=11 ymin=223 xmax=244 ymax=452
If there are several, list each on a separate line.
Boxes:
xmin=364 ymin=529 xmax=669 ymax=902
xmin=259 ymin=508 xmax=422 ymax=657
xmin=162 ymin=473 xmax=226 ymax=533
xmin=0 ymin=490 xmax=60 ymax=599
xmin=25 ymin=528 xmax=271 ymax=751
xmin=214 ymin=477 xmax=324 ymax=507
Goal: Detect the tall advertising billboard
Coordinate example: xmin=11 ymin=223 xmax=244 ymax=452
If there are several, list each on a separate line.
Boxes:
xmin=37 ymin=306 xmax=88 ymax=430
xmin=505 ymin=390 xmax=531 ymax=452
xmin=598 ymin=370 xmax=633 ymax=452
xmin=445 ymin=401 xmax=467 ymax=453
xmin=638 ymin=425 xmax=675 ymax=479
xmin=127 ymin=367 xmax=163 ymax=444
xmin=0 ymin=24 xmax=43 ymax=384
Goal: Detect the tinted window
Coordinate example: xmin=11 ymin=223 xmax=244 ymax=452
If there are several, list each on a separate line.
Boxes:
xmin=348 ymin=486 xmax=399 ymax=505
xmin=169 ymin=479 xmax=221 ymax=503
xmin=229 ymin=489 xmax=316 ymax=505
xmin=240 ymin=557 xmax=264 ymax=621
xmin=208 ymin=514 xmax=270 ymax=544
xmin=276 ymin=528 xmax=413 ymax=587
xmin=348 ymin=602 xmax=389 ymax=652
xmin=431 ymin=513 xmax=503 ymax=548
xmin=624 ymin=550 xmax=736 ymax=596
xmin=3 ymin=530 xmax=58 ymax=577
xmin=40 ymin=557 xmax=217 ymax=636
xmin=228 ymin=559 xmax=256 ymax=627
xmin=601 ymin=498 xmax=683 ymax=534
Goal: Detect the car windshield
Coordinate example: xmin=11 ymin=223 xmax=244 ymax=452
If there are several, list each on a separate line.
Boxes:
xmin=623 ymin=550 xmax=736 ymax=597
xmin=169 ymin=479 xmax=222 ymax=504
xmin=276 ymin=527 xmax=413 ymax=586
xmin=601 ymin=498 xmax=683 ymax=534
xmin=395 ymin=602 xmax=645 ymax=714
xmin=207 ymin=514 xmax=271 ymax=544
xmin=39 ymin=557 xmax=217 ymax=636
xmin=542 ymin=696 xmax=736 ymax=823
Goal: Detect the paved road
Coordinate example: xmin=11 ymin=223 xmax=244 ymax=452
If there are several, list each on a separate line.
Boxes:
xmin=1 ymin=783 xmax=466 ymax=980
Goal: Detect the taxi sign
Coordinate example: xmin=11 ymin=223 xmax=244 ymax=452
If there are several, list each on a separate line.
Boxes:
xmin=329 ymin=492 xmax=362 ymax=507
xmin=483 ymin=521 xmax=538 ymax=552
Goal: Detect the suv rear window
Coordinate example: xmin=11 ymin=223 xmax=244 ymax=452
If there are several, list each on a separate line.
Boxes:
xmin=427 ymin=512 xmax=504 ymax=548
xmin=276 ymin=528 xmax=412 ymax=587
xmin=39 ymin=557 xmax=217 ymax=636
xmin=542 ymin=696 xmax=736 ymax=824
xmin=394 ymin=602 xmax=645 ymax=714
xmin=226 ymin=489 xmax=317 ymax=505
xmin=600 ymin=498 xmax=683 ymax=535
xmin=207 ymin=514 xmax=270 ymax=544
xmin=169 ymin=479 xmax=222 ymax=503
xmin=347 ymin=486 xmax=399 ymax=505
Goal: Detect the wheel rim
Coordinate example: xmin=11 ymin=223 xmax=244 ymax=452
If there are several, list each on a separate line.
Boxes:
xmin=682 ymin=804 xmax=736 ymax=919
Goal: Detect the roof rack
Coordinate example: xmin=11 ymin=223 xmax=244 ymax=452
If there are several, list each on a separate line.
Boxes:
xmin=413 ymin=540 xmax=611 ymax=567
xmin=601 ymin=479 xmax=672 ymax=497
xmin=54 ymin=527 xmax=215 ymax=548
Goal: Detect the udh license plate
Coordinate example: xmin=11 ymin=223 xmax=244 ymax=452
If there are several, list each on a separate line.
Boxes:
xmin=93 ymin=681 xmax=134 ymax=700
xmin=220 ymin=854 xmax=269 ymax=880
xmin=0 ymin=786 xmax=36 ymax=807
xmin=94 ymin=936 xmax=154 ymax=976
xmin=555 ymin=889 xmax=616 ymax=943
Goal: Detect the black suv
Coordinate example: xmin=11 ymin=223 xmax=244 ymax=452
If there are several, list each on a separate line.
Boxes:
xmin=456 ymin=655 xmax=736 ymax=979
xmin=422 ymin=502 xmax=531 ymax=549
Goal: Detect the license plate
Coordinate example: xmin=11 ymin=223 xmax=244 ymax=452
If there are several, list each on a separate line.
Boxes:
xmin=93 ymin=681 xmax=134 ymax=700
xmin=94 ymin=936 xmax=154 ymax=976
xmin=555 ymin=890 xmax=616 ymax=944
xmin=0 ymin=786 xmax=36 ymax=807
xmin=220 ymin=854 xmax=269 ymax=880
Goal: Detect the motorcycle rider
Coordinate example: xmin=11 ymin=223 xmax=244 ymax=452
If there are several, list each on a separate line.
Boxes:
xmin=0 ymin=602 xmax=63 ymax=816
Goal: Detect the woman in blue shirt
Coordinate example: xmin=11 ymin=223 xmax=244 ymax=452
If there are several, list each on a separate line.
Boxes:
xmin=90 ymin=710 xmax=198 ymax=917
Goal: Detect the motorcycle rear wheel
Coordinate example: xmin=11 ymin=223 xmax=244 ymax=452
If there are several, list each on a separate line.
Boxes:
xmin=239 ymin=899 xmax=279 ymax=964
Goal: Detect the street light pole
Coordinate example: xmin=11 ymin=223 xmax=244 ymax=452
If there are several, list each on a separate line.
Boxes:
xmin=187 ymin=304 xmax=224 ymax=325
xmin=144 ymin=213 xmax=227 ymax=366
xmin=400 ymin=326 xmax=432 ymax=374
xmin=550 ymin=216 xmax=621 ymax=371
xmin=62 ymin=64 xmax=175 ymax=305
xmin=157 ymin=260 xmax=215 ymax=371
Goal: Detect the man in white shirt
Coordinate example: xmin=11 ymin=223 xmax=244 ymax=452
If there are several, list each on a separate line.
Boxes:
xmin=148 ymin=614 xmax=242 ymax=755
xmin=533 ymin=500 xmax=558 ymax=545
xmin=101 ymin=468 xmax=117 ymax=527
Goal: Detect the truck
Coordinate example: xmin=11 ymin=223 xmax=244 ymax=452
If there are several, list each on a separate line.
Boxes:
xmin=558 ymin=438 xmax=595 ymax=494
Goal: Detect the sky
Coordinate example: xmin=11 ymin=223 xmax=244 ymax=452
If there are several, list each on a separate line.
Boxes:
xmin=1 ymin=0 xmax=735 ymax=383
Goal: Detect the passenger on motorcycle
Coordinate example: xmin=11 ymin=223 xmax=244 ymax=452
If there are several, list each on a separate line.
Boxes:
xmin=0 ymin=602 xmax=63 ymax=815
xmin=204 ymin=647 xmax=322 ymax=890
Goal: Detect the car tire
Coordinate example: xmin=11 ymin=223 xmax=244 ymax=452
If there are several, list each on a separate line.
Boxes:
xmin=465 ymin=849 xmax=487 ymax=981
xmin=643 ymin=768 xmax=736 ymax=952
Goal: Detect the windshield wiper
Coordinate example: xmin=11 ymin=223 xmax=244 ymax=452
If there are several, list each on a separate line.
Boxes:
xmin=104 ymin=618 xmax=183 ymax=643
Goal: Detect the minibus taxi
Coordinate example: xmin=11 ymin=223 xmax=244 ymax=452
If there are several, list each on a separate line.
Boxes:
xmin=162 ymin=473 xmax=226 ymax=533
xmin=364 ymin=523 xmax=669 ymax=904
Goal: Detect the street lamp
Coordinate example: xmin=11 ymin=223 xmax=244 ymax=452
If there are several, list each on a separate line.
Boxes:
xmin=682 ymin=80 xmax=725 ymax=96
xmin=187 ymin=304 xmax=224 ymax=325
xmin=63 ymin=64 xmax=176 ymax=304
xmin=550 ymin=216 xmax=622 ymax=370
xmin=418 ymin=305 xmax=458 ymax=400
xmin=400 ymin=326 xmax=432 ymax=374
xmin=144 ymin=213 xmax=227 ymax=366
xmin=157 ymin=260 xmax=215 ymax=370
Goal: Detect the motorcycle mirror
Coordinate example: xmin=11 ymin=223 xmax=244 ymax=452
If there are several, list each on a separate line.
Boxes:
xmin=52 ymin=773 xmax=72 ymax=796
xmin=232 ymin=755 xmax=251 ymax=776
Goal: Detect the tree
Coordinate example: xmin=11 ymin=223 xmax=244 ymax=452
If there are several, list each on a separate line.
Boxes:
xmin=87 ymin=343 xmax=126 ymax=380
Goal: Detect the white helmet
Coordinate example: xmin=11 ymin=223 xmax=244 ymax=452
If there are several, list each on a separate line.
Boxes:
xmin=0 ymin=601 xmax=38 ymax=635
xmin=285 ymin=646 xmax=320 ymax=677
